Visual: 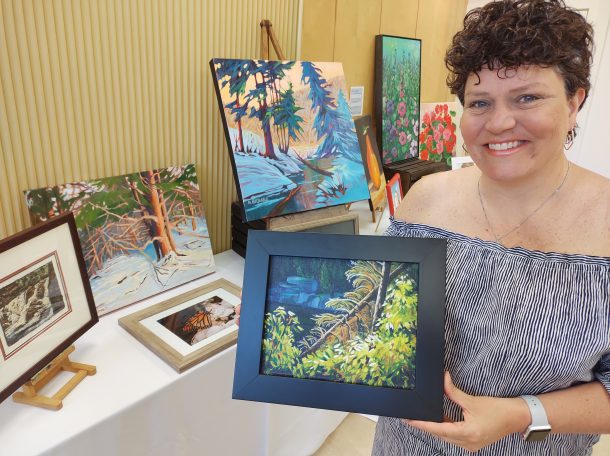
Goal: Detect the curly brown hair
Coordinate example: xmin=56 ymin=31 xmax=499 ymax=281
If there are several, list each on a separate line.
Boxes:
xmin=445 ymin=0 xmax=593 ymax=108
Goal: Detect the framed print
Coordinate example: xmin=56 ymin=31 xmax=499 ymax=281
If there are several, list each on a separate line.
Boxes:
xmin=0 ymin=213 xmax=98 ymax=404
xmin=119 ymin=279 xmax=241 ymax=373
xmin=355 ymin=116 xmax=387 ymax=211
xmin=210 ymin=58 xmax=370 ymax=222
xmin=419 ymin=102 xmax=464 ymax=166
xmin=386 ymin=173 xmax=403 ymax=216
xmin=375 ymin=35 xmax=422 ymax=165
xmin=24 ymin=164 xmax=215 ymax=316
xmin=233 ymin=230 xmax=446 ymax=420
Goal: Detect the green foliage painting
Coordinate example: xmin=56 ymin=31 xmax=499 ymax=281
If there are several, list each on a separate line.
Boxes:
xmin=24 ymin=165 xmax=215 ymax=316
xmin=262 ymin=256 xmax=418 ymax=389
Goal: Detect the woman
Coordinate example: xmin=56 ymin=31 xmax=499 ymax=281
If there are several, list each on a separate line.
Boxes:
xmin=373 ymin=0 xmax=610 ymax=454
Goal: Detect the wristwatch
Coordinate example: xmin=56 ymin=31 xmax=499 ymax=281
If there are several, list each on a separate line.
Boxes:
xmin=520 ymin=395 xmax=552 ymax=441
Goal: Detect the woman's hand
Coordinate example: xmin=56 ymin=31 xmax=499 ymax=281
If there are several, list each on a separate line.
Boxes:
xmin=404 ymin=372 xmax=530 ymax=453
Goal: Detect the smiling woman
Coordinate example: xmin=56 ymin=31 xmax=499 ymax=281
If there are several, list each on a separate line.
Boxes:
xmin=373 ymin=0 xmax=610 ymax=455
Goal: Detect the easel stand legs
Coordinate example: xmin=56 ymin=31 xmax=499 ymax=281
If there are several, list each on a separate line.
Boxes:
xmin=12 ymin=345 xmax=96 ymax=411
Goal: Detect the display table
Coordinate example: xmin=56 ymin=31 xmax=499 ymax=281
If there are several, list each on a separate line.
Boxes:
xmin=0 ymin=201 xmax=391 ymax=456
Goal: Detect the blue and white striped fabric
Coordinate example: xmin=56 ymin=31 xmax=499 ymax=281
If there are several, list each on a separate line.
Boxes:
xmin=372 ymin=220 xmax=610 ymax=456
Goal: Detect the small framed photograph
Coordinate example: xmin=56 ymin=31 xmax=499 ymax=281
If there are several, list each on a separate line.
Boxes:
xmin=386 ymin=173 xmax=403 ymax=216
xmin=0 ymin=213 xmax=98 ymax=404
xmin=119 ymin=279 xmax=241 ymax=373
xmin=234 ymin=230 xmax=446 ymax=421
xmin=451 ymin=156 xmax=475 ymax=170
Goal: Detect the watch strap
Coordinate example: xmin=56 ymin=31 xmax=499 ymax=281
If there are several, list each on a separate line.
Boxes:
xmin=520 ymin=394 xmax=551 ymax=441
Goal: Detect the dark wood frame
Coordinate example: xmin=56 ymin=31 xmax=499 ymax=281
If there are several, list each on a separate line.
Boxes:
xmin=0 ymin=213 xmax=98 ymax=403
xmin=386 ymin=173 xmax=403 ymax=216
xmin=374 ymin=34 xmax=422 ymax=165
xmin=233 ymin=230 xmax=446 ymax=420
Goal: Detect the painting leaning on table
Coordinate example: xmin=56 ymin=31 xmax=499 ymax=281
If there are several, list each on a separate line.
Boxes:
xmin=261 ymin=255 xmax=419 ymax=389
xmin=24 ymin=164 xmax=215 ymax=316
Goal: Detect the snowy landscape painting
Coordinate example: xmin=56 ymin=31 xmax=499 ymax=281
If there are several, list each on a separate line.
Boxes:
xmin=210 ymin=59 xmax=370 ymax=222
xmin=0 ymin=253 xmax=70 ymax=358
xmin=24 ymin=164 xmax=215 ymax=316
xmin=261 ymin=255 xmax=419 ymax=389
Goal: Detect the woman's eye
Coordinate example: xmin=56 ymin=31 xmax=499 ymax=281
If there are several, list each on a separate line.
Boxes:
xmin=518 ymin=94 xmax=540 ymax=103
xmin=467 ymin=100 xmax=489 ymax=109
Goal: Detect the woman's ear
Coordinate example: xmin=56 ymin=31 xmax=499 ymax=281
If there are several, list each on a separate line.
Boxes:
xmin=569 ymin=87 xmax=586 ymax=118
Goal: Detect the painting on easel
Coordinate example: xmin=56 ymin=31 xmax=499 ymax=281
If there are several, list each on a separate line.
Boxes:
xmin=210 ymin=59 xmax=370 ymax=222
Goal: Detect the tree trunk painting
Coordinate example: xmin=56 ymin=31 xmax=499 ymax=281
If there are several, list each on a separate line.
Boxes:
xmin=140 ymin=170 xmax=172 ymax=258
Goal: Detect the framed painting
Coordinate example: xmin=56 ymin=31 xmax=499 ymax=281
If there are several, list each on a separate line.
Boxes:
xmin=375 ymin=35 xmax=422 ymax=165
xmin=419 ymin=102 xmax=464 ymax=166
xmin=24 ymin=164 xmax=215 ymax=316
xmin=233 ymin=230 xmax=446 ymax=420
xmin=386 ymin=173 xmax=403 ymax=216
xmin=119 ymin=279 xmax=241 ymax=373
xmin=0 ymin=213 xmax=98 ymax=404
xmin=355 ymin=116 xmax=386 ymax=213
xmin=209 ymin=58 xmax=370 ymax=222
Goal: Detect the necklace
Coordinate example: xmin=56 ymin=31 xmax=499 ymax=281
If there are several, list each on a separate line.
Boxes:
xmin=477 ymin=162 xmax=571 ymax=242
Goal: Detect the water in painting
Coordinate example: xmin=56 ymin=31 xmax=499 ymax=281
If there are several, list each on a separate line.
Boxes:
xmin=261 ymin=255 xmax=419 ymax=389
xmin=210 ymin=59 xmax=370 ymax=222
xmin=24 ymin=164 xmax=215 ymax=316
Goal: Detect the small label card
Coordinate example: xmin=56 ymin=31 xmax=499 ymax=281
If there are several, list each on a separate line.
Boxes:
xmin=349 ymin=86 xmax=364 ymax=117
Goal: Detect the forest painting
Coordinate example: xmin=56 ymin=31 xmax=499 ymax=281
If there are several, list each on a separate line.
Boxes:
xmin=24 ymin=165 xmax=215 ymax=316
xmin=0 ymin=254 xmax=69 ymax=358
xmin=261 ymin=255 xmax=419 ymax=389
xmin=375 ymin=35 xmax=421 ymax=165
xmin=210 ymin=59 xmax=370 ymax=222
xmin=419 ymin=102 xmax=464 ymax=166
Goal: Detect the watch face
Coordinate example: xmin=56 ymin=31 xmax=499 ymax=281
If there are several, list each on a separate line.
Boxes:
xmin=524 ymin=426 xmax=552 ymax=442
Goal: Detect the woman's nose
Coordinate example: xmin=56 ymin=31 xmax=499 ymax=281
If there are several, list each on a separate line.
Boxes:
xmin=485 ymin=104 xmax=517 ymax=134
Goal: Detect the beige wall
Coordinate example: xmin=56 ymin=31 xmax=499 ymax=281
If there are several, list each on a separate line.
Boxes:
xmin=0 ymin=0 xmax=300 ymax=251
xmin=301 ymin=0 xmax=468 ymax=117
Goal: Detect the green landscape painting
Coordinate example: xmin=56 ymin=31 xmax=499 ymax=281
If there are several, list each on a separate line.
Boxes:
xmin=262 ymin=255 xmax=419 ymax=389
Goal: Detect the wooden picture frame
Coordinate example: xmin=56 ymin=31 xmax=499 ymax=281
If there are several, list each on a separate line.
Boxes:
xmin=0 ymin=213 xmax=98 ymax=404
xmin=233 ymin=230 xmax=446 ymax=420
xmin=119 ymin=279 xmax=241 ymax=373
xmin=386 ymin=173 xmax=403 ymax=216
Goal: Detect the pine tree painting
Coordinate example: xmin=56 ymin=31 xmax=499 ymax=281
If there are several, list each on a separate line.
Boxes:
xmin=24 ymin=164 xmax=215 ymax=316
xmin=261 ymin=256 xmax=419 ymax=389
xmin=210 ymin=59 xmax=370 ymax=222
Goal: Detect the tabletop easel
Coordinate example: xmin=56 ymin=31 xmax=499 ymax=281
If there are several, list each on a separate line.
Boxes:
xmin=259 ymin=19 xmax=352 ymax=231
xmin=12 ymin=345 xmax=96 ymax=411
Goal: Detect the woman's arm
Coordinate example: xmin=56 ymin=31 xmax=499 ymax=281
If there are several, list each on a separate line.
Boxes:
xmin=406 ymin=372 xmax=610 ymax=453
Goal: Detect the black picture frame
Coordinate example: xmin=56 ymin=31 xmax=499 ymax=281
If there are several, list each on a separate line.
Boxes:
xmin=374 ymin=34 xmax=422 ymax=165
xmin=233 ymin=230 xmax=446 ymax=420
xmin=0 ymin=213 xmax=98 ymax=404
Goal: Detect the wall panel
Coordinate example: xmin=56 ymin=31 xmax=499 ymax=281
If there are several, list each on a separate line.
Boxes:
xmin=0 ymin=0 xmax=300 ymax=252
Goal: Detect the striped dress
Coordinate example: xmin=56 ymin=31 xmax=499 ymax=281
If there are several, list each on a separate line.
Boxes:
xmin=372 ymin=220 xmax=610 ymax=456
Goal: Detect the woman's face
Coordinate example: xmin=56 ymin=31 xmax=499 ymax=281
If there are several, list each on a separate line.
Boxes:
xmin=460 ymin=65 xmax=584 ymax=182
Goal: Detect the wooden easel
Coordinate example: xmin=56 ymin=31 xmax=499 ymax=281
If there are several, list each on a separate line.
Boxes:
xmin=259 ymin=19 xmax=353 ymax=231
xmin=12 ymin=345 xmax=96 ymax=410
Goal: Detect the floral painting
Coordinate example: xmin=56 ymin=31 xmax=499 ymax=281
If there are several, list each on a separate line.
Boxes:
xmin=375 ymin=35 xmax=421 ymax=164
xmin=419 ymin=102 xmax=464 ymax=166
xmin=24 ymin=165 xmax=215 ymax=316
xmin=261 ymin=255 xmax=419 ymax=389
xmin=210 ymin=59 xmax=370 ymax=222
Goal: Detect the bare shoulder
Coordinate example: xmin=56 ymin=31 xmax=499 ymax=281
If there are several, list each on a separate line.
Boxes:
xmin=394 ymin=166 xmax=478 ymax=225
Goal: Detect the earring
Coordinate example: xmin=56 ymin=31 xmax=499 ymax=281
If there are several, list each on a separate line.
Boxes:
xmin=462 ymin=144 xmax=469 ymax=155
xmin=564 ymin=124 xmax=578 ymax=150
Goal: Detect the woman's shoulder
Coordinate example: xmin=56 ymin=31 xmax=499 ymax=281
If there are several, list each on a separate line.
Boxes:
xmin=394 ymin=165 xmax=479 ymax=226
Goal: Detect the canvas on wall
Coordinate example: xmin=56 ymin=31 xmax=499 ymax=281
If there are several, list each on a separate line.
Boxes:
xmin=355 ymin=116 xmax=386 ymax=210
xmin=24 ymin=164 xmax=215 ymax=316
xmin=419 ymin=102 xmax=464 ymax=166
xmin=210 ymin=59 xmax=370 ymax=222
xmin=375 ymin=35 xmax=422 ymax=165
